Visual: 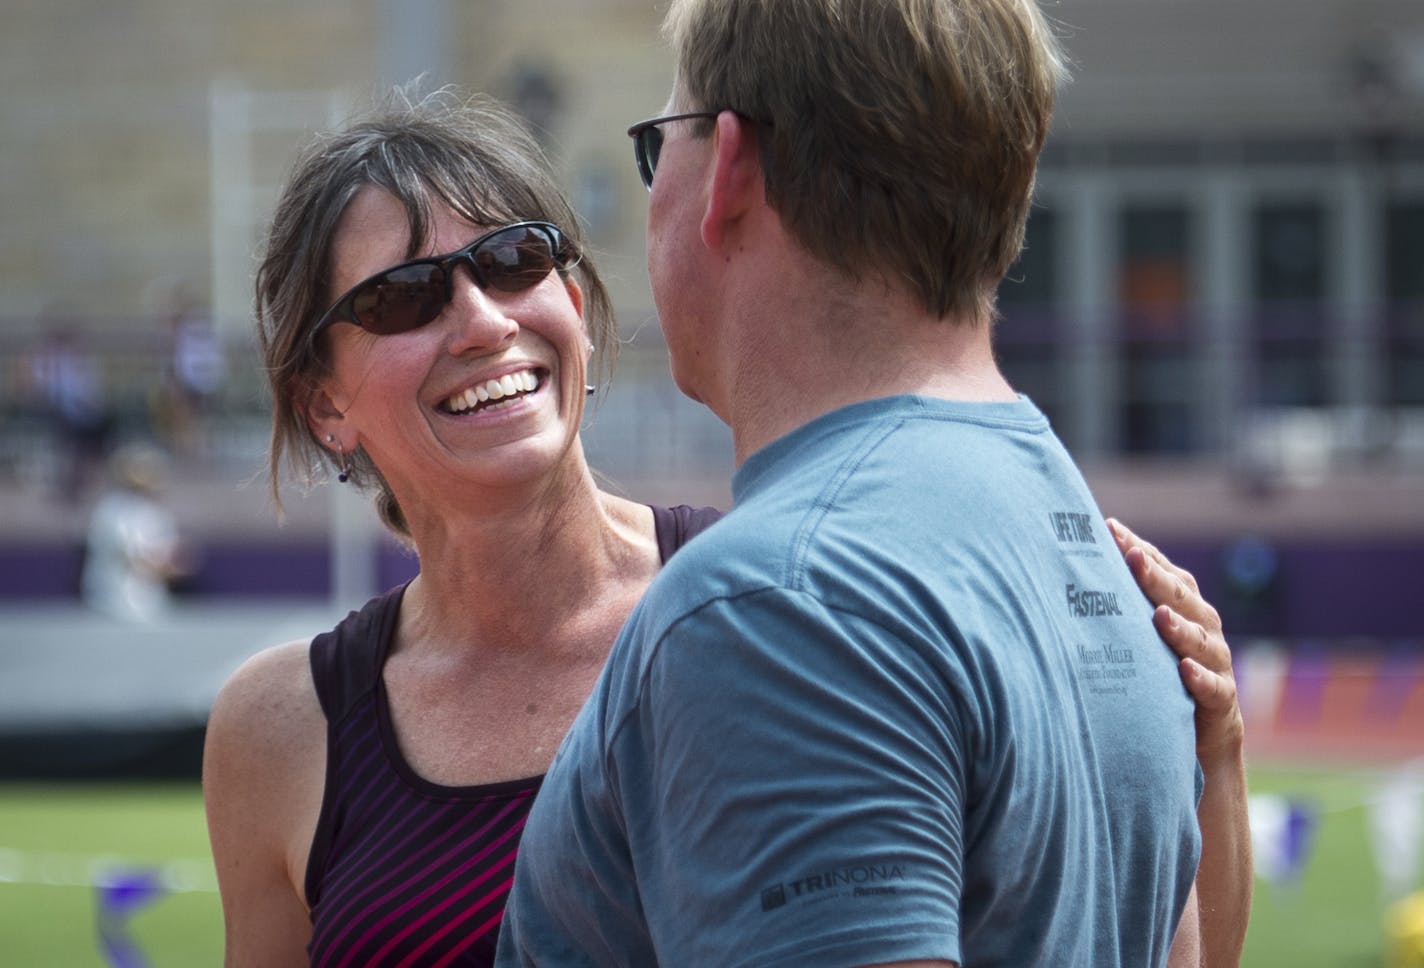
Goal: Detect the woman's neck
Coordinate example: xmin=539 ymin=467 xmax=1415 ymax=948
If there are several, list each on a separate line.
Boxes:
xmin=395 ymin=464 xmax=658 ymax=659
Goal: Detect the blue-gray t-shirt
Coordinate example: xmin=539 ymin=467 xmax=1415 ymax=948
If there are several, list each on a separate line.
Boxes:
xmin=497 ymin=396 xmax=1202 ymax=967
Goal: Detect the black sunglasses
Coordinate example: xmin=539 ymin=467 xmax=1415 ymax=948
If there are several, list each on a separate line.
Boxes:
xmin=309 ymin=220 xmax=577 ymax=342
xmin=626 ymin=112 xmax=722 ymax=189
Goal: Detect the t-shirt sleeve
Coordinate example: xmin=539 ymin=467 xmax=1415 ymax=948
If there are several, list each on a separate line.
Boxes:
xmin=606 ymin=586 xmax=968 ymax=968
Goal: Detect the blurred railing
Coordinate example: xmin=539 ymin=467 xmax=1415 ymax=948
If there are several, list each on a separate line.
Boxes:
xmin=0 ymin=319 xmax=737 ymax=493
xmin=1 ymin=307 xmax=1421 ymax=491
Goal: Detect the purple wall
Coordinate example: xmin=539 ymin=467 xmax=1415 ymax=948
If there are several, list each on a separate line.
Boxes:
xmin=3 ymin=537 xmax=1418 ymax=639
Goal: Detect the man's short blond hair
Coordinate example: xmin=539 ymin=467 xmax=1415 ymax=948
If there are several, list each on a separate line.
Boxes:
xmin=664 ymin=0 xmax=1067 ymax=323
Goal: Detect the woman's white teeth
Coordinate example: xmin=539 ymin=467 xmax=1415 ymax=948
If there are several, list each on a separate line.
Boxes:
xmin=446 ymin=370 xmax=539 ymax=413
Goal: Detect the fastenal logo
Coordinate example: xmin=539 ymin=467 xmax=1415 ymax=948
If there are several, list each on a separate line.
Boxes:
xmin=759 ymin=863 xmax=905 ymax=913
xmin=1066 ymin=583 xmax=1122 ymax=618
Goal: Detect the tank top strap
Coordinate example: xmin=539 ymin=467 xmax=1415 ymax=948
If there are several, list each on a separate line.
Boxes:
xmin=308 ymin=583 xmax=408 ymax=723
xmin=650 ymin=504 xmax=724 ymax=563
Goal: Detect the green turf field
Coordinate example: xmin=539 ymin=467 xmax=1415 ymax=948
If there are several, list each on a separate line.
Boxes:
xmin=1244 ymin=764 xmax=1415 ymax=968
xmin=0 ymin=768 xmax=1417 ymax=966
xmin=0 ymin=782 xmax=221 ymax=967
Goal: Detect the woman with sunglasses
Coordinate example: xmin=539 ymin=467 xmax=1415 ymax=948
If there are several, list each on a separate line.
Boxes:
xmin=203 ymin=90 xmax=1244 ymax=967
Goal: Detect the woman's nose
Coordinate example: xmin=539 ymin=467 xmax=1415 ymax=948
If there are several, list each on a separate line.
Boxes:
xmin=442 ymin=267 xmax=519 ymax=354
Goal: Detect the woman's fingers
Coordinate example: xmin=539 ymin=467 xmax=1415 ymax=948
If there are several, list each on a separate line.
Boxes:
xmin=1109 ymin=517 xmax=1220 ymax=633
xmin=1154 ymin=604 xmax=1230 ymax=677
xmin=1178 ymin=655 xmax=1246 ymax=757
xmin=1110 ymin=518 xmax=1246 ymax=759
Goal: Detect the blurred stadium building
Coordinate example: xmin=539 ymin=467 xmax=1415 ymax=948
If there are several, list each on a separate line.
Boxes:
xmin=0 ymin=0 xmax=1421 ymax=773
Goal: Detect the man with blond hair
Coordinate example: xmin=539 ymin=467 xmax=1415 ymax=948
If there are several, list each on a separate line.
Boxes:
xmin=499 ymin=0 xmax=1247 ymax=964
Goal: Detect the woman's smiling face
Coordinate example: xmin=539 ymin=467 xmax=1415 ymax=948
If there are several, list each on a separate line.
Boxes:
xmin=306 ymin=185 xmax=592 ymax=507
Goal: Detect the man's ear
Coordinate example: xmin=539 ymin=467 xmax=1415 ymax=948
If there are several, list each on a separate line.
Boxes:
xmin=701 ymin=111 xmax=764 ymax=253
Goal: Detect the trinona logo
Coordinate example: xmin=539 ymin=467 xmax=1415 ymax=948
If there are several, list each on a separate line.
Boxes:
xmin=761 ymin=862 xmax=907 ymax=912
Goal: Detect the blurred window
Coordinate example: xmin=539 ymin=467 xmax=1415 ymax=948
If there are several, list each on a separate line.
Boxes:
xmin=1385 ymin=201 xmax=1424 ymax=405
xmin=1117 ymin=203 xmax=1197 ymax=454
xmin=996 ymin=207 xmax=1062 ymax=430
xmin=1251 ymin=203 xmax=1329 ymax=407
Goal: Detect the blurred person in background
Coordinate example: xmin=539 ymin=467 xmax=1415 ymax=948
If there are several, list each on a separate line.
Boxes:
xmin=157 ymin=288 xmax=227 ymax=457
xmin=26 ymin=319 xmax=112 ymax=502
xmin=203 ymin=90 xmax=1245 ymax=968
xmin=498 ymin=0 xmax=1249 ymax=965
xmin=81 ymin=441 xmax=192 ymax=621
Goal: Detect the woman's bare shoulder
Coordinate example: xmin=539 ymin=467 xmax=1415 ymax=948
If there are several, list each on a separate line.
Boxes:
xmin=204 ymin=637 xmax=328 ymax=937
xmin=207 ymin=638 xmax=324 ymax=763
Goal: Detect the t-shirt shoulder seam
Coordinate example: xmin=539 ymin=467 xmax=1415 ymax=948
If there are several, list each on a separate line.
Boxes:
xmin=603 ymin=583 xmax=781 ymax=757
xmin=787 ymin=414 xmax=906 ymax=587
xmin=603 ymin=582 xmax=951 ymax=759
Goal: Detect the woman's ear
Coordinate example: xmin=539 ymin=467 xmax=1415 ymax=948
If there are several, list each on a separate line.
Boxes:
xmin=297 ymin=381 xmax=349 ymax=448
xmin=564 ymin=274 xmax=585 ymax=321
xmin=563 ymin=275 xmax=595 ymax=365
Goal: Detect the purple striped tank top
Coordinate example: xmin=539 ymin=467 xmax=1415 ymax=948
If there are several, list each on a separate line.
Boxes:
xmin=304 ymin=504 xmax=722 ymax=966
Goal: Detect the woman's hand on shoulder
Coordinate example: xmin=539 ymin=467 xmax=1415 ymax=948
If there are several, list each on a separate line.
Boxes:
xmin=1109 ymin=518 xmax=1254 ymax=967
xmin=1107 ymin=518 xmax=1244 ymax=762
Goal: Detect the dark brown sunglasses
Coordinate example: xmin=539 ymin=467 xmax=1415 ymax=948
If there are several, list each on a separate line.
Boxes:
xmin=309 ymin=221 xmax=577 ymax=342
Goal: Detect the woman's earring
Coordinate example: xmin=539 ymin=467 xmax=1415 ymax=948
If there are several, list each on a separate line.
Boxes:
xmin=585 ymin=385 xmax=597 ymax=397
xmin=326 ymin=434 xmax=350 ymax=483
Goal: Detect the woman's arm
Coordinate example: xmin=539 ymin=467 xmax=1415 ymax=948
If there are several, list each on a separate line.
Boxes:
xmin=1109 ymin=518 xmax=1251 ymax=968
xmin=203 ymin=640 xmax=326 ymax=968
